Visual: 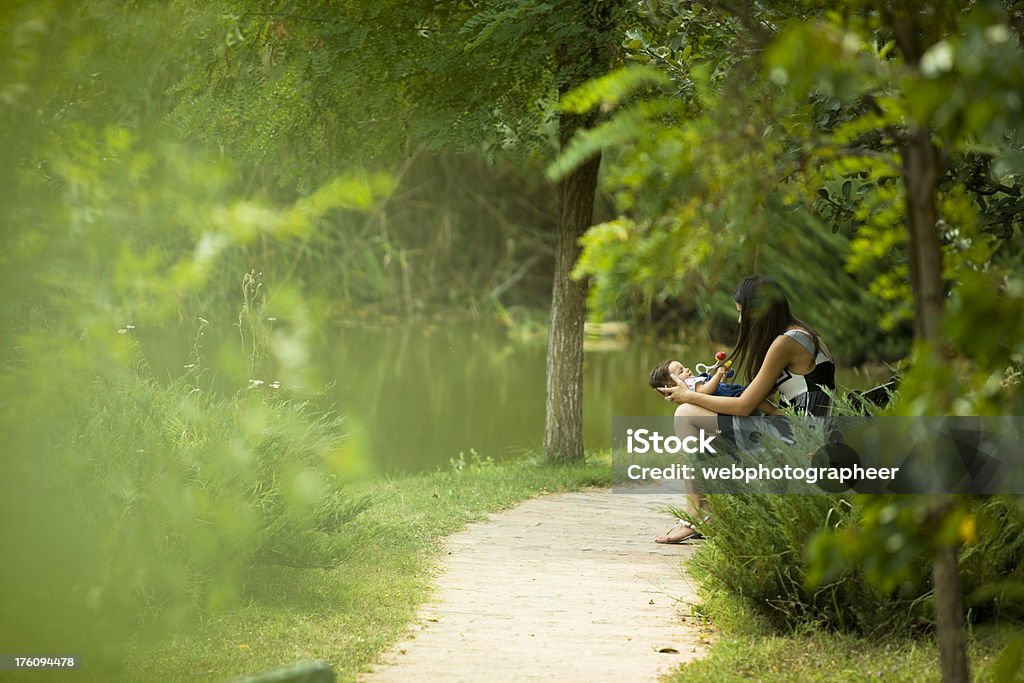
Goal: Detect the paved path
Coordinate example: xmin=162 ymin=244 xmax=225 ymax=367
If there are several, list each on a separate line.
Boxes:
xmin=359 ymin=489 xmax=708 ymax=682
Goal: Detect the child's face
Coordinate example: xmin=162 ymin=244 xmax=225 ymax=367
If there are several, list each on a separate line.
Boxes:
xmin=667 ymin=361 xmax=692 ymax=380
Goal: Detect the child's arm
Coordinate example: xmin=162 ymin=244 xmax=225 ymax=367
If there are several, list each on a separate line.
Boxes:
xmin=696 ymin=366 xmax=724 ymax=394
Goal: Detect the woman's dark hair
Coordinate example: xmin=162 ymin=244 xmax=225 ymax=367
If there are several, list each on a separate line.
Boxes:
xmin=731 ymin=275 xmax=820 ymax=382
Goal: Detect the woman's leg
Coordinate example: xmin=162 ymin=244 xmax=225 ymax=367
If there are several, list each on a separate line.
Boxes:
xmin=674 ymin=402 xmax=718 ymax=517
xmin=655 ymin=403 xmax=719 ymax=543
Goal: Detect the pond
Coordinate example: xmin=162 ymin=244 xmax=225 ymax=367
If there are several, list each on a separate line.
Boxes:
xmin=314 ymin=321 xmax=887 ymax=473
xmin=141 ymin=318 xmax=888 ymax=474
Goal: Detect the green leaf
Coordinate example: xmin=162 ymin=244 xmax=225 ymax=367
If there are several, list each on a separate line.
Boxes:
xmin=903 ymin=77 xmax=950 ymax=127
xmin=558 ymin=65 xmax=671 ymax=114
xmin=993 ymin=635 xmax=1024 ymax=683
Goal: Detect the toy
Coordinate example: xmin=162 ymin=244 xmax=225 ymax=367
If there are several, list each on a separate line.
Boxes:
xmin=681 ymin=351 xmax=735 ymax=390
xmin=694 ymin=350 xmax=735 ymax=377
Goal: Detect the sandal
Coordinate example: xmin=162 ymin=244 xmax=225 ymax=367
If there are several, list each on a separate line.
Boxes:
xmin=654 ymin=518 xmax=705 ymax=544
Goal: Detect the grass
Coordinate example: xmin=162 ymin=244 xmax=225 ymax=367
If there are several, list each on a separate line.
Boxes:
xmin=125 ymin=455 xmax=610 ymax=682
xmin=668 ymin=630 xmax=935 ymax=682
xmin=666 ymin=627 xmax=1015 ymax=683
xmin=666 ymin=559 xmax=1020 ymax=683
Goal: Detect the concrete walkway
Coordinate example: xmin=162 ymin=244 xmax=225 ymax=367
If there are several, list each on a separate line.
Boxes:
xmin=359 ymin=489 xmax=708 ymax=683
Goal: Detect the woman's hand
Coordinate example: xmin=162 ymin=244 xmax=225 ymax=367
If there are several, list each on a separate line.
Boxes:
xmin=657 ymin=373 xmax=693 ymax=405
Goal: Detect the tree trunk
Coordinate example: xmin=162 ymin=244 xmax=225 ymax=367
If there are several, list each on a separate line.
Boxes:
xmin=892 ymin=5 xmax=968 ymax=681
xmin=544 ymin=112 xmax=600 ymax=463
xmin=932 ymin=508 xmax=970 ymax=683
xmin=901 ymin=125 xmax=944 ymax=341
xmin=903 ymin=132 xmax=967 ymax=681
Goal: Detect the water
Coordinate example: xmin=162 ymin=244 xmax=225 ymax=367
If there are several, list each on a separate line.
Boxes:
xmin=141 ymin=318 xmax=887 ymax=473
xmin=316 ymin=322 xmax=886 ymax=473
xmin=321 ymin=323 xmax=653 ymax=472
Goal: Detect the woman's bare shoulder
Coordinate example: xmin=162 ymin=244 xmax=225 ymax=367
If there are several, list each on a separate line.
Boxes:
xmin=761 ymin=334 xmax=802 ymax=367
xmin=770 ymin=332 xmax=803 ymax=353
xmin=776 ymin=328 xmax=821 ymax=372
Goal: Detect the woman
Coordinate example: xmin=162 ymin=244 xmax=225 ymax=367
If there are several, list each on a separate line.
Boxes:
xmin=654 ymin=274 xmax=835 ymax=543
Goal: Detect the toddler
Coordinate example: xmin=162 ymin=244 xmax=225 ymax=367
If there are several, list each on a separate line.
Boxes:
xmin=648 ymin=359 xmax=744 ymax=397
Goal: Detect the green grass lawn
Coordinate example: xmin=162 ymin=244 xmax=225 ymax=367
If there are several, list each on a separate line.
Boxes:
xmin=667 ymin=627 xmax=1017 ymax=683
xmin=126 ymin=456 xmax=610 ymax=682
xmin=667 ymin=584 xmax=1020 ymax=683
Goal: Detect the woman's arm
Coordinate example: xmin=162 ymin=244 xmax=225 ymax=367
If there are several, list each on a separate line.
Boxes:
xmin=660 ymin=336 xmax=797 ymax=415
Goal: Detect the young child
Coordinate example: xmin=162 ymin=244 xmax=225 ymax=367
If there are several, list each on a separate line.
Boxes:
xmin=649 ymin=359 xmax=778 ymax=413
xmin=648 ymin=359 xmax=744 ymax=397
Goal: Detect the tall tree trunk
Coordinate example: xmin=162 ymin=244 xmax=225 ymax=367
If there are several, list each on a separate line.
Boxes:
xmin=932 ymin=522 xmax=970 ymax=683
xmin=902 ymin=125 xmax=944 ymax=341
xmin=544 ymin=111 xmax=600 ymax=463
xmin=906 ymin=129 xmax=970 ymax=683
xmin=542 ymin=1 xmax=621 ymax=463
xmin=892 ymin=4 xmax=968 ymax=681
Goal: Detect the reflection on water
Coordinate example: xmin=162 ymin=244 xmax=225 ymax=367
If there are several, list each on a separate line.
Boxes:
xmin=140 ymin=319 xmax=888 ymax=474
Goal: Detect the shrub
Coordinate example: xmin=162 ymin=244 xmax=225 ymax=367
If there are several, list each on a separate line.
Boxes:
xmin=689 ymin=391 xmax=1023 ymax=636
xmin=0 ymin=336 xmax=365 ymax=681
xmin=690 ymin=493 xmax=931 ymax=634
xmin=959 ymin=496 xmax=1024 ymax=623
xmin=687 ymin=392 xmax=931 ymax=634
xmin=68 ymin=369 xmax=367 ymax=618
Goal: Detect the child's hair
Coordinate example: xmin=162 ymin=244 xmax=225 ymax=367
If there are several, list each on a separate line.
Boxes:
xmin=649 ymin=360 xmax=676 ymax=389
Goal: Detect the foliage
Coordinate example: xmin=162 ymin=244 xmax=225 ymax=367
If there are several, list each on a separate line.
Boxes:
xmin=692 ymin=402 xmax=1023 ymax=645
xmin=0 ymin=2 xmax=593 ymax=328
xmin=554 ymin=2 xmax=1023 ymax=366
xmin=687 ymin=394 xmax=933 ymax=635
xmin=690 ymin=492 xmax=922 ymax=634
xmin=75 ymin=359 xmax=366 ymax=589
xmin=0 ymin=4 xmax=400 ymax=674
xmin=1 ymin=301 xmax=370 ymax=677
xmin=762 ymin=11 xmax=1024 ymax=668
xmin=810 ymin=494 xmax=1024 ymax=619
xmin=550 ymin=1 xmax=909 ymax=363
xmin=779 ymin=6 xmax=1024 ymax=678
xmin=172 ymin=0 xmax=630 ymax=182
xmin=763 ymin=2 xmax=1024 ymax=337
xmin=164 ymin=0 xmax=642 ymax=325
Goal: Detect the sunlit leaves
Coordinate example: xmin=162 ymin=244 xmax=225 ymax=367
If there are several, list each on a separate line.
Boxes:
xmin=558 ymin=64 xmax=671 ymax=115
xmin=547 ymin=96 xmax=682 ymax=181
xmin=553 ymin=2 xmax=901 ymax=358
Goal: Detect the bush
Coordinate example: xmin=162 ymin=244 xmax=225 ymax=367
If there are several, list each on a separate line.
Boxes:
xmin=960 ymin=496 xmax=1024 ymax=623
xmin=0 ymin=335 xmax=365 ymax=681
xmin=69 ymin=369 xmax=367 ymax=615
xmin=689 ymin=393 xmax=1023 ymax=637
xmin=690 ymin=493 xmax=930 ymax=634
